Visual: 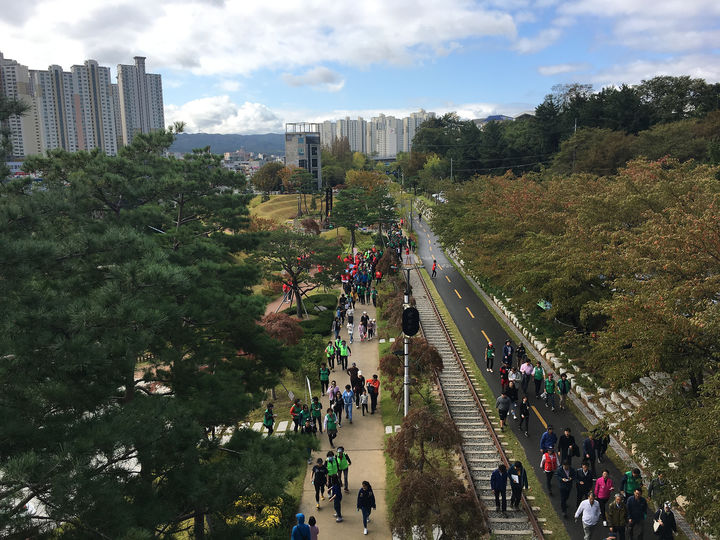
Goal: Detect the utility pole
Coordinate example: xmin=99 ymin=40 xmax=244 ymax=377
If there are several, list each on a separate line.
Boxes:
xmin=401 ymin=268 xmax=419 ymax=417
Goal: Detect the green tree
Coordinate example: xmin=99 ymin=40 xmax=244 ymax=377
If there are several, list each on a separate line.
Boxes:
xmin=253 ymin=229 xmax=342 ymax=317
xmin=0 ymin=96 xmax=29 ymax=180
xmin=0 ymin=130 xmax=301 ymax=538
xmin=252 ymin=161 xmax=284 ymax=198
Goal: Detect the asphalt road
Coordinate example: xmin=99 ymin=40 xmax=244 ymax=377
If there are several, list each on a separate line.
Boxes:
xmin=411 ymin=216 xmax=654 ymax=540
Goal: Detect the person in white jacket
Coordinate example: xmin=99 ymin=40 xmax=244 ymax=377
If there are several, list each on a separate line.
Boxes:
xmin=575 ymin=492 xmax=602 ymax=540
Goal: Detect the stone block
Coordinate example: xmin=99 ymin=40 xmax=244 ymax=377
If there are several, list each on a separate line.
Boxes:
xmin=540 ymin=348 xmax=548 ymax=358
xmin=552 ymin=357 xmax=563 ymax=370
xmin=617 ymin=389 xmax=632 ymax=400
xmin=627 ymin=395 xmax=643 ymax=408
xmin=610 ymin=392 xmax=624 ymax=405
xmin=604 ymin=402 xmax=620 ymax=414
xmin=620 ymin=402 xmax=633 ymax=411
xmin=589 ymin=403 xmax=606 ymax=419
xmin=574 ymin=385 xmax=584 ymax=398
xmin=596 ymin=387 xmax=608 ymax=395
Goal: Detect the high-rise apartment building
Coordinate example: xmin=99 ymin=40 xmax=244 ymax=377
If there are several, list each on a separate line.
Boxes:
xmin=0 ymin=53 xmax=42 ymax=159
xmin=285 ymin=123 xmax=322 ymax=190
xmin=319 ymin=110 xmax=434 ymax=158
xmin=0 ymin=52 xmax=163 ymax=159
xmin=117 ymin=56 xmax=164 ymax=145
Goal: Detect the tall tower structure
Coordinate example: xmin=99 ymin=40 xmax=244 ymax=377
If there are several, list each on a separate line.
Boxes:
xmin=117 ymin=56 xmax=164 ymax=145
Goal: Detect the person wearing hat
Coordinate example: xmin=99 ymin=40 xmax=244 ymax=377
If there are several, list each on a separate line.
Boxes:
xmin=485 ymin=341 xmax=496 ymax=372
xmin=653 ymin=502 xmax=677 ymax=540
xmin=336 ymin=446 xmax=352 ymax=493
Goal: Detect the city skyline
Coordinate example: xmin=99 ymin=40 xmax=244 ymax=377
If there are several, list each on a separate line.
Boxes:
xmin=1 ymin=0 xmax=719 ymax=135
xmin=0 ymin=52 xmax=164 ymax=159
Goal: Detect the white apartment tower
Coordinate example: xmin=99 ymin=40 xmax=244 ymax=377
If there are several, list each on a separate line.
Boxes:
xmin=0 ymin=53 xmax=42 ymax=158
xmin=117 ymin=56 xmax=164 ymax=145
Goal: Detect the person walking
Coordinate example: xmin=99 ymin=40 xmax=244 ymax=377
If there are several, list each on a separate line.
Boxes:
xmin=653 ymin=502 xmax=677 ymax=540
xmin=328 ymin=477 xmax=344 ymax=522
xmin=308 ymin=516 xmax=319 ymax=540
xmin=545 ymin=373 xmax=557 ymax=411
xmin=262 ymin=403 xmax=276 ymax=436
xmin=520 ymin=358 xmax=534 ymax=394
xmin=311 ymin=458 xmax=327 ymax=509
xmin=558 ymin=372 xmax=571 ymax=410
xmin=353 ymin=370 xmax=366 ymax=408
xmin=342 ymin=385 xmax=354 ymax=424
xmin=533 ymin=361 xmax=545 ymax=398
xmin=576 ymin=461 xmax=596 ymax=508
xmin=337 ymin=446 xmax=352 ymax=492
xmin=503 ymin=340 xmax=514 ymax=367
xmin=485 ymin=341 xmax=496 ymax=372
xmin=516 ymin=342 xmax=526 ymax=367
xmin=346 ymin=322 xmax=354 ymax=344
xmin=431 ymin=259 xmax=437 ymax=278
xmin=495 ymin=391 xmax=511 ymax=432
xmin=621 ymin=469 xmax=644 ymax=499
xmin=340 ymin=340 xmax=351 ymax=371
xmin=648 ymin=472 xmax=668 ymax=509
xmin=606 ymin=493 xmax=628 ymax=540
xmin=310 ymin=396 xmax=323 ymax=433
xmin=557 ymin=460 xmax=576 ymax=518
xmin=357 ymin=481 xmax=376 ymax=535
xmin=491 ymin=463 xmax=509 ymax=514
xmin=558 ymin=427 xmax=578 ymax=468
xmin=518 ymin=396 xmax=531 ymax=437
xmin=324 ymin=408 xmax=338 ymax=448
xmin=594 ymin=470 xmax=614 ymax=523
xmin=319 ymin=362 xmax=331 ymax=394
xmin=507 ymin=381 xmax=519 ymax=420
xmin=290 ymin=399 xmax=303 ymax=433
xmin=575 ymin=492 xmax=602 ymax=540
xmin=332 ymin=392 xmax=344 ymax=427
xmin=325 ymin=451 xmax=340 ymax=488
xmin=540 ymin=425 xmax=558 ymax=453
xmin=583 ymin=433 xmax=599 ymax=476
xmin=291 ymin=513 xmax=311 ymax=540
xmin=626 ymin=488 xmax=648 ymax=540
xmin=540 ymin=448 xmax=559 ymax=495
xmin=371 ymin=287 xmax=378 ymax=307
xmin=367 ymin=374 xmax=380 ymax=414
xmin=509 ymin=461 xmax=529 ymax=510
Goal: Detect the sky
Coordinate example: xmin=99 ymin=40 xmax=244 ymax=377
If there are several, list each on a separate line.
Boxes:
xmin=2 ymin=0 xmax=719 ymax=134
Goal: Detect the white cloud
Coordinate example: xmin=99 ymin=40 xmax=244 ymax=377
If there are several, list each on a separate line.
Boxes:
xmin=282 ymin=67 xmax=345 ymax=92
xmin=164 ymin=96 xmax=284 ymax=134
xmin=217 ymin=80 xmax=243 ymax=92
xmin=513 ymin=27 xmax=562 ymax=53
xmin=589 ymin=54 xmax=720 ymax=86
xmin=538 ymin=63 xmax=589 ymax=75
xmin=0 ymin=0 xmax=517 ymax=76
xmin=561 ymin=0 xmax=720 ymax=52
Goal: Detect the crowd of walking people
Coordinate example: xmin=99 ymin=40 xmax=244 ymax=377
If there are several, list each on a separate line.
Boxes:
xmin=490 ymin=342 xmax=674 ymax=540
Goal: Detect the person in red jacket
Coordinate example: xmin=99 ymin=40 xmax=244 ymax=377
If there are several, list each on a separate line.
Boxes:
xmin=540 ymin=448 xmax=559 ymax=495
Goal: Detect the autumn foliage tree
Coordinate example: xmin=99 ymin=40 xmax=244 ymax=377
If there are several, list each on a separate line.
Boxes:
xmin=386 ymin=407 xmax=486 ymax=539
xmin=260 ymin=313 xmax=304 ymax=345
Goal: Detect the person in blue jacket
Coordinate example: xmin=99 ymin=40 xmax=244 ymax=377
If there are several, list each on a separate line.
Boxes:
xmin=291 ymin=512 xmax=311 ymax=540
xmin=508 ymin=461 xmax=529 ymax=510
xmin=540 ymin=425 xmax=558 ymax=453
xmin=491 ymin=463 xmax=509 ymax=514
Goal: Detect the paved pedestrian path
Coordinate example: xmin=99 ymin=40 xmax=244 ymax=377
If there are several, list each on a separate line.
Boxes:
xmin=297 ymin=300 xmax=391 ymax=538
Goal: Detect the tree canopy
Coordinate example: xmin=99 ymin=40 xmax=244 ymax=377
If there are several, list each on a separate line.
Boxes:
xmin=0 ymin=129 xmax=302 ymax=537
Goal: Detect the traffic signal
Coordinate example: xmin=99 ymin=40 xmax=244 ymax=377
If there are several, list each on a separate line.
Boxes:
xmin=402 ymin=307 xmax=420 ymax=336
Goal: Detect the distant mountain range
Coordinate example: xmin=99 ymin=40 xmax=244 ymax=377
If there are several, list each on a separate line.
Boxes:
xmin=169 ymin=133 xmax=285 ymax=155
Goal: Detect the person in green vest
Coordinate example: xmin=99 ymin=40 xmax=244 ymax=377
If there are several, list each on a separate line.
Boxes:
xmin=324 ymin=407 xmax=338 ymax=448
xmin=262 ymin=403 xmax=276 ymax=435
xmin=300 ymin=404 xmax=312 ymax=427
xmin=325 ymin=450 xmax=340 ymax=488
xmin=533 ymin=361 xmax=545 ymax=399
xmin=621 ymin=468 xmax=644 ymax=498
xmin=544 ymin=373 xmax=557 ymax=411
xmin=334 ymin=337 xmax=342 ymax=371
xmin=336 ymin=446 xmax=352 ymax=493
xmin=325 ymin=341 xmax=336 ymax=371
xmin=311 ymin=396 xmax=323 ymax=433
xmin=357 ymin=284 xmax=365 ymax=305
xmin=371 ymin=287 xmax=378 ymax=307
xmin=290 ymin=399 xmax=303 ymax=433
xmin=319 ymin=362 xmax=331 ymax=394
xmin=485 ymin=341 xmax=496 ymax=372
xmin=339 ymin=340 xmax=351 ymax=371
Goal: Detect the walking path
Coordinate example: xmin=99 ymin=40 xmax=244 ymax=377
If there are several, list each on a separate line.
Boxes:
xmin=297 ymin=299 xmax=392 ymax=539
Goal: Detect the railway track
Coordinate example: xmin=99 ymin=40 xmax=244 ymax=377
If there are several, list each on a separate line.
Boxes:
xmin=410 ymin=266 xmax=547 ymax=539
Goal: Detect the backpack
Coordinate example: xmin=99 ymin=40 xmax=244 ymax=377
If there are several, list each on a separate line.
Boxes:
xmin=367 ymin=381 xmax=377 ymax=395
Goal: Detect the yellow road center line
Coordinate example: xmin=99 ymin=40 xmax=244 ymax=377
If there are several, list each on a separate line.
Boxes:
xmin=445 ymin=275 xmax=451 ymax=283
xmin=531 ymin=405 xmax=548 ymax=429
xmin=454 ymin=289 xmax=462 ymax=299
xmin=481 ymin=330 xmax=490 ymax=343
xmin=466 ymin=307 xmax=475 ymax=318
xmin=438 ymin=264 xmax=443 ymax=270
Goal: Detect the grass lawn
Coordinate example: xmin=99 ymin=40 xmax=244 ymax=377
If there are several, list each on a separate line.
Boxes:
xmin=250 ymin=194 xmax=303 ymax=221
xmin=419 ymin=267 xmax=570 ymax=540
